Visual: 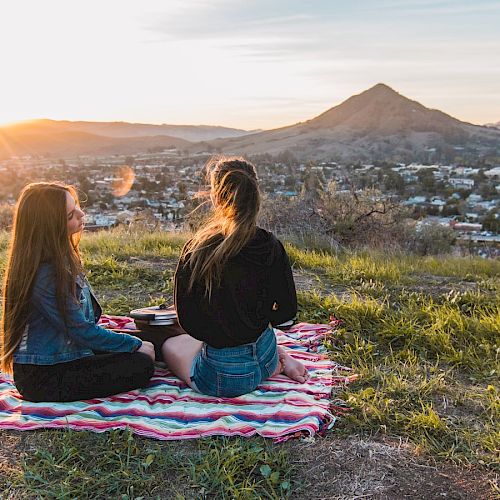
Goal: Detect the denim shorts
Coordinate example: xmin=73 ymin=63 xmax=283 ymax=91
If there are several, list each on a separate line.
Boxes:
xmin=190 ymin=326 xmax=279 ymax=398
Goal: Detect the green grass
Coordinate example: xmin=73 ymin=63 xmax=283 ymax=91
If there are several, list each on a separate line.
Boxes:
xmin=80 ymin=227 xmax=188 ymax=260
xmin=0 ymin=227 xmax=499 ymax=496
xmin=286 ymin=244 xmax=500 ymax=284
xmin=83 ymin=254 xmax=173 ymax=291
xmin=298 ymin=287 xmax=499 ymax=468
xmin=1 ymin=430 xmax=294 ymax=499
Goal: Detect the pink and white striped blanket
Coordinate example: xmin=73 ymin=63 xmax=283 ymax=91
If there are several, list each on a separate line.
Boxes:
xmin=0 ymin=320 xmax=355 ymax=441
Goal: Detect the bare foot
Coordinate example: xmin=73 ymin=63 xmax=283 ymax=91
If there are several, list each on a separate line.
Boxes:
xmin=278 ymin=347 xmax=310 ymax=383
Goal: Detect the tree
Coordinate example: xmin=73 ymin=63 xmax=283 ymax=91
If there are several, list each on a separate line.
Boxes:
xmin=406 ymin=223 xmax=456 ymax=256
xmin=317 ymin=185 xmax=407 ymax=247
xmin=275 ymin=150 xmax=297 ymax=165
xmin=442 ymin=202 xmax=460 ymax=217
xmin=76 ymin=173 xmax=94 ymax=205
xmin=482 ymin=212 xmax=499 ymax=233
xmin=384 ymin=171 xmax=405 ymax=194
xmin=284 ymin=174 xmax=297 ymax=191
xmin=416 ymin=169 xmax=436 ymax=192
xmin=177 ymin=181 xmax=187 ymax=197
xmin=479 ymin=182 xmax=497 ymax=198
xmin=300 ymin=163 xmax=324 ymax=201
xmin=259 ymin=184 xmax=409 ymax=250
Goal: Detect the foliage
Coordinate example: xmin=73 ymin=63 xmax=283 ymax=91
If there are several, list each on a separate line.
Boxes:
xmin=482 ymin=212 xmax=500 ymax=233
xmin=260 ymin=184 xmax=410 ymax=250
xmin=404 ymin=222 xmax=457 ymax=255
xmin=189 ymin=438 xmax=294 ymax=499
xmin=318 ymin=184 xmax=408 ymax=247
xmin=0 ymin=203 xmax=13 ymax=230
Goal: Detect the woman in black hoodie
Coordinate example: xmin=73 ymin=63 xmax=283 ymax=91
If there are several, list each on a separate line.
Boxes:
xmin=162 ymin=157 xmax=309 ymax=397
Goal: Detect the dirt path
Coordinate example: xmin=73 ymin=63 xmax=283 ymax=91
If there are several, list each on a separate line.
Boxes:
xmin=288 ymin=435 xmax=496 ymax=499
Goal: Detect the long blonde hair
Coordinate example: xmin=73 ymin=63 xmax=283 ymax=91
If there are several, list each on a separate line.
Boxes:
xmin=183 ymin=157 xmax=260 ymax=297
xmin=1 ymin=182 xmax=82 ymax=374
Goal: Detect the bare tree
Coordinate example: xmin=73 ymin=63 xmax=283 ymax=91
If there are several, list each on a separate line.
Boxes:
xmin=259 ymin=183 xmax=409 ymax=250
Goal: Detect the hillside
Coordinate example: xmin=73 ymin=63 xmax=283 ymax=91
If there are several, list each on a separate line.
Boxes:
xmin=2 ymin=119 xmax=252 ymax=141
xmin=0 ymin=129 xmax=192 ymax=158
xmin=0 ymin=229 xmax=498 ymax=498
xmin=208 ymin=84 xmax=500 ymax=161
xmin=0 ymin=119 xmax=255 ymax=158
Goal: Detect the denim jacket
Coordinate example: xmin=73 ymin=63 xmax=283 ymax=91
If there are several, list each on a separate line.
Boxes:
xmin=13 ymin=263 xmax=142 ymax=365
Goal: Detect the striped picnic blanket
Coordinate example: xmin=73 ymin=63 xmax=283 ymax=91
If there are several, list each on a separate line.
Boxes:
xmin=0 ymin=320 xmax=355 ymax=441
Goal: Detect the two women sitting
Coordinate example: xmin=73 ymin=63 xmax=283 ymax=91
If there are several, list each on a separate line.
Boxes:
xmin=1 ymin=157 xmax=308 ymax=402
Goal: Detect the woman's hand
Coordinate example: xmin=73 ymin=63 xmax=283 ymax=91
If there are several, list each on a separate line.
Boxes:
xmin=137 ymin=341 xmax=155 ymax=361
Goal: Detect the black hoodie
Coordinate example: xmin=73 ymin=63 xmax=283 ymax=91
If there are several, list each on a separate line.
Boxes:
xmin=174 ymin=227 xmax=297 ymax=348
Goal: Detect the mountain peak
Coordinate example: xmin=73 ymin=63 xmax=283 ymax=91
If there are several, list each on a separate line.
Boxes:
xmin=359 ymin=83 xmax=402 ymax=101
xmin=301 ymin=82 xmax=470 ymax=137
xmin=367 ymin=83 xmax=397 ymax=92
xmin=306 ymin=83 xmax=408 ymax=129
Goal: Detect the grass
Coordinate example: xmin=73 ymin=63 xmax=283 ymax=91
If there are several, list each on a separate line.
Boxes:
xmin=0 ymin=227 xmax=499 ymax=497
xmin=298 ymin=287 xmax=499 ymax=469
xmin=80 ymin=228 xmax=188 ymax=263
xmin=1 ymin=430 xmax=294 ymax=499
xmin=286 ymin=244 xmax=500 ymax=284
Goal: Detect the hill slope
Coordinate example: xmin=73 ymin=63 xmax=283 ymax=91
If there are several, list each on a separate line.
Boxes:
xmin=0 ymin=229 xmax=497 ymax=498
xmin=0 ymin=119 xmax=254 ymax=158
xmin=0 ymin=128 xmax=191 ymax=158
xmin=208 ymin=84 xmax=500 ymax=161
xmin=2 ymin=119 xmax=253 ymax=141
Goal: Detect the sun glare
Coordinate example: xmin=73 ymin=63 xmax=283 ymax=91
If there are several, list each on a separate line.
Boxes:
xmin=112 ymin=166 xmax=135 ymax=197
xmin=0 ymin=118 xmax=34 ymax=128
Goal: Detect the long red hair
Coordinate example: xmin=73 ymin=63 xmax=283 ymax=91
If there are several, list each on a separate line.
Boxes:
xmin=1 ymin=182 xmax=82 ymax=374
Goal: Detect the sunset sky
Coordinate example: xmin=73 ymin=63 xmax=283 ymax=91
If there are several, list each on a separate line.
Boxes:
xmin=1 ymin=0 xmax=499 ymax=129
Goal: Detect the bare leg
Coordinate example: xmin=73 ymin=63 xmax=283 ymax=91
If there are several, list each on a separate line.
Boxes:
xmin=161 ymin=334 xmax=203 ymax=389
xmin=273 ymin=346 xmax=310 ymax=383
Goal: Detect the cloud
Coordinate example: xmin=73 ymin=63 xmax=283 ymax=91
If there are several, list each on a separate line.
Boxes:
xmin=142 ymin=0 xmax=500 ymax=64
xmin=382 ymin=0 xmax=500 ymax=15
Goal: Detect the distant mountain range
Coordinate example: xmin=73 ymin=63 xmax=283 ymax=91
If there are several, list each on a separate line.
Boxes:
xmin=1 ymin=84 xmax=499 ymax=161
xmin=8 ymin=119 xmax=255 ymax=141
xmin=0 ymin=120 xmax=253 ymax=158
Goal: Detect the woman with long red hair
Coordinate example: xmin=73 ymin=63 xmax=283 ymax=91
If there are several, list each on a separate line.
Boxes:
xmin=1 ymin=182 xmax=155 ymax=402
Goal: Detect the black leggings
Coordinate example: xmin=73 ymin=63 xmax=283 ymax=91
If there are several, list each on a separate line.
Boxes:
xmin=13 ymin=352 xmax=155 ymax=402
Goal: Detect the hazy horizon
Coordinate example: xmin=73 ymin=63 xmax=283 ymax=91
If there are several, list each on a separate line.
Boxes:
xmin=1 ymin=1 xmax=499 ymax=129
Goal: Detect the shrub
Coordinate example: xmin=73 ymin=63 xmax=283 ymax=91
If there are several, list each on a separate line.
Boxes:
xmin=259 ymin=185 xmax=408 ymax=250
xmin=0 ymin=203 xmax=13 ymax=230
xmin=404 ymin=222 xmax=456 ymax=255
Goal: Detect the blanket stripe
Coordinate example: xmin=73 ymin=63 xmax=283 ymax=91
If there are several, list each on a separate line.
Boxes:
xmin=0 ymin=321 xmax=354 ymax=441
